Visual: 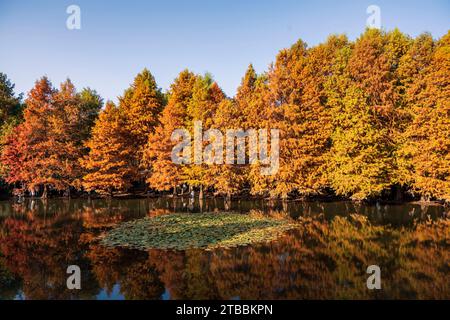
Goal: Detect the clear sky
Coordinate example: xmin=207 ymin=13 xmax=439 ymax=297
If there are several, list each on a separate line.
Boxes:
xmin=0 ymin=0 xmax=449 ymax=102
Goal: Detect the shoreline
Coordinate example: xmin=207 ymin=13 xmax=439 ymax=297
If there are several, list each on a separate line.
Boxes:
xmin=2 ymin=193 xmax=448 ymax=208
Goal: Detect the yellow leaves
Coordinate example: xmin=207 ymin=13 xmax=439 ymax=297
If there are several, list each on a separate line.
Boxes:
xmin=396 ymin=30 xmax=450 ymax=201
xmin=2 ymin=31 xmax=449 ymax=201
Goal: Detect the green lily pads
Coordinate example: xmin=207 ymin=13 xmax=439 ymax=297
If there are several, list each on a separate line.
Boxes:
xmin=101 ymin=212 xmax=298 ymax=250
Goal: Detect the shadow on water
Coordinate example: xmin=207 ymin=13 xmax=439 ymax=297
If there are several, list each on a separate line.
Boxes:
xmin=0 ymin=197 xmax=448 ymax=300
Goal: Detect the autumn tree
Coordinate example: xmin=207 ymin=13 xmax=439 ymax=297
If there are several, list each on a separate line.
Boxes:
xmin=252 ymin=39 xmax=309 ymax=198
xmin=183 ymin=74 xmax=225 ymax=198
xmin=256 ymin=36 xmax=347 ymax=199
xmin=81 ymin=101 xmax=135 ymax=196
xmin=1 ymin=77 xmax=56 ymax=196
xmin=215 ymin=64 xmax=268 ymax=199
xmin=0 ymin=123 xmax=29 ymax=192
xmin=395 ymin=33 xmax=435 ymax=193
xmin=205 ymin=99 xmax=246 ymax=199
xmin=293 ymin=35 xmax=348 ymax=195
xmin=1 ymin=78 xmax=102 ymax=197
xmin=398 ymin=31 xmax=450 ymax=201
xmin=144 ymin=70 xmax=197 ymax=193
xmin=119 ymin=69 xmax=165 ymax=183
xmin=1 ymin=29 xmax=449 ymax=201
xmin=327 ymin=29 xmax=409 ymax=200
xmin=50 ymin=81 xmax=103 ymax=193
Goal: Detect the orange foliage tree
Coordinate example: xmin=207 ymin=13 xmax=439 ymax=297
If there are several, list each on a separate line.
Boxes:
xmin=81 ymin=102 xmax=136 ymax=196
xmin=143 ymin=70 xmax=197 ymax=193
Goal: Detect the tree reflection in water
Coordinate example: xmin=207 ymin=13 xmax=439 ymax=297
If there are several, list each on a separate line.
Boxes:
xmin=0 ymin=198 xmax=448 ymax=300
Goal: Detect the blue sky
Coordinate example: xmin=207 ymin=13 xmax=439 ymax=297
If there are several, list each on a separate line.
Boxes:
xmin=0 ymin=0 xmax=448 ymax=102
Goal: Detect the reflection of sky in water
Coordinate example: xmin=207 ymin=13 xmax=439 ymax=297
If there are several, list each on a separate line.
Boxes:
xmin=161 ymin=289 xmax=170 ymax=300
xmin=96 ymin=285 xmax=171 ymax=300
xmin=14 ymin=291 xmax=25 ymax=300
xmin=96 ymin=284 xmax=124 ymax=300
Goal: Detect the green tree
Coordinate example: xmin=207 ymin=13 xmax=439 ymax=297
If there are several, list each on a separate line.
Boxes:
xmin=0 ymin=73 xmax=23 ymax=195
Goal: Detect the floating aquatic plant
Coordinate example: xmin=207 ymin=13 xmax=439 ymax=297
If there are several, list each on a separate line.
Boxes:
xmin=101 ymin=212 xmax=298 ymax=250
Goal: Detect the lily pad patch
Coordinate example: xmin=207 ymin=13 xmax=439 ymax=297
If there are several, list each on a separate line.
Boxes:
xmin=101 ymin=213 xmax=297 ymax=250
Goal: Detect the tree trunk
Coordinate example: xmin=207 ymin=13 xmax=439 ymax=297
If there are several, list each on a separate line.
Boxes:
xmin=394 ymin=185 xmax=403 ymax=202
xmin=199 ymin=185 xmax=204 ymax=200
xmin=282 ymin=199 xmax=288 ymax=212
xmin=41 ymin=185 xmax=48 ymax=199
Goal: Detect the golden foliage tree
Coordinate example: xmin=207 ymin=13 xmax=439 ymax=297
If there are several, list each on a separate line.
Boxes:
xmin=399 ymin=31 xmax=450 ymax=201
xmin=327 ymin=29 xmax=409 ymax=200
xmin=144 ymin=70 xmax=197 ymax=192
xmin=183 ymin=74 xmax=225 ymax=197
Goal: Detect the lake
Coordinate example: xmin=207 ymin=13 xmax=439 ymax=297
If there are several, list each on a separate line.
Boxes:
xmin=0 ymin=197 xmax=448 ymax=300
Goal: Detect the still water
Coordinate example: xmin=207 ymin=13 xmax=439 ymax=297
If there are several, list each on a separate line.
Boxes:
xmin=0 ymin=197 xmax=448 ymax=300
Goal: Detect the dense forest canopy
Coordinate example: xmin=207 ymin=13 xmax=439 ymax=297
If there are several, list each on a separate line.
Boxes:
xmin=1 ymin=28 xmax=449 ymax=202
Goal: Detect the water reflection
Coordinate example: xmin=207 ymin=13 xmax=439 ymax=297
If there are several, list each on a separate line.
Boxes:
xmin=0 ymin=198 xmax=448 ymax=300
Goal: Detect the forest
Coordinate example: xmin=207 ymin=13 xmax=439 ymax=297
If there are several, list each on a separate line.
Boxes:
xmin=0 ymin=28 xmax=449 ymax=202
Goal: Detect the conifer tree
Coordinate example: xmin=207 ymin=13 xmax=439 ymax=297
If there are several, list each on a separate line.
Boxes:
xmin=395 ymin=33 xmax=434 ymax=192
xmin=183 ymin=74 xmax=225 ymax=197
xmin=261 ymin=37 xmax=347 ymax=198
xmin=327 ymin=29 xmax=408 ymax=200
xmin=50 ymin=81 xmax=103 ymax=192
xmin=77 ymin=88 xmax=103 ymax=142
xmin=14 ymin=77 xmax=55 ymax=196
xmin=1 ymin=29 xmax=448 ymax=201
xmin=0 ymin=73 xmax=23 ymax=128
xmin=119 ymin=69 xmax=165 ymax=182
xmin=81 ymin=102 xmax=135 ymax=195
xmin=1 ymin=78 xmax=101 ymax=196
xmin=294 ymin=35 xmax=349 ymax=195
xmin=206 ymin=99 xmax=246 ymax=198
xmin=399 ymin=31 xmax=450 ymax=201
xmin=261 ymin=39 xmax=309 ymax=198
xmin=144 ymin=70 xmax=197 ymax=192
xmin=0 ymin=73 xmax=23 ymax=193
xmin=48 ymin=79 xmax=85 ymax=192
xmin=230 ymin=64 xmax=271 ymax=198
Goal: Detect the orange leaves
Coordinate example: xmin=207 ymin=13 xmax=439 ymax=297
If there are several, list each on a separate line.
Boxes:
xmin=81 ymin=102 xmax=135 ymax=195
xmin=1 ymin=78 xmax=102 ymax=195
xmin=1 ymin=30 xmax=449 ymax=201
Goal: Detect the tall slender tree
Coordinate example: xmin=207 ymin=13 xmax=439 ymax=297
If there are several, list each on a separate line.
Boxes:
xmin=396 ymin=33 xmax=435 ymax=192
xmin=399 ymin=31 xmax=450 ymax=201
xmin=327 ymin=29 xmax=408 ymax=200
xmin=0 ymin=73 xmax=23 ymax=194
xmin=144 ymin=70 xmax=197 ymax=192
xmin=119 ymin=69 xmax=165 ymax=183
xmin=81 ymin=102 xmax=135 ymax=196
xmin=183 ymin=74 xmax=225 ymax=197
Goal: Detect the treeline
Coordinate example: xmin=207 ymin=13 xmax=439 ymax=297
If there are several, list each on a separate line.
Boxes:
xmin=0 ymin=28 xmax=449 ymax=201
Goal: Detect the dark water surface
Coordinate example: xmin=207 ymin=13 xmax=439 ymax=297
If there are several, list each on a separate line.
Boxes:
xmin=0 ymin=197 xmax=448 ymax=300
